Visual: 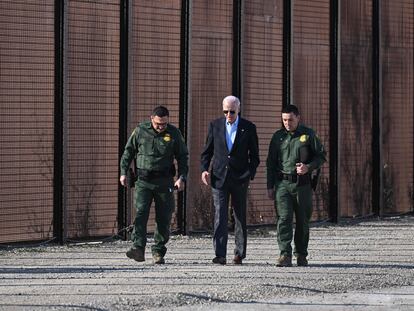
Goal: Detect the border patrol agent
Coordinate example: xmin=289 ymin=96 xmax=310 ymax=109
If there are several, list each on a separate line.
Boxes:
xmin=120 ymin=106 xmax=188 ymax=264
xmin=266 ymin=105 xmax=326 ymax=267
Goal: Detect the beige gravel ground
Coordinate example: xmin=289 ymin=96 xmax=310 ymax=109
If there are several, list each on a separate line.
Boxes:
xmin=0 ymin=215 xmax=413 ymax=310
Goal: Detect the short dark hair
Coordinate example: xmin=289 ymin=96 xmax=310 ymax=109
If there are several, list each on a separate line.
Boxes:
xmin=152 ymin=106 xmax=169 ymax=117
xmin=281 ymin=105 xmax=300 ymax=116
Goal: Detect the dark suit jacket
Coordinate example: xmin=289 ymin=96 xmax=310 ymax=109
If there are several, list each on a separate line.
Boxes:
xmin=201 ymin=117 xmax=260 ymax=189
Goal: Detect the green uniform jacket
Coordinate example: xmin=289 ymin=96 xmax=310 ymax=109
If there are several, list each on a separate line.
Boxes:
xmin=120 ymin=121 xmax=189 ymax=181
xmin=266 ymin=124 xmax=326 ymax=189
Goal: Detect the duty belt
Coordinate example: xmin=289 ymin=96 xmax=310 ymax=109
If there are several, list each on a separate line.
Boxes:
xmin=137 ymin=168 xmax=171 ymax=181
xmin=278 ymin=172 xmax=311 ymax=186
xmin=278 ymin=172 xmax=297 ymax=183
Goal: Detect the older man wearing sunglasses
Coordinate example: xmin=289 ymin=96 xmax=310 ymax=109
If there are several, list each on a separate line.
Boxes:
xmin=201 ymin=95 xmax=260 ymax=265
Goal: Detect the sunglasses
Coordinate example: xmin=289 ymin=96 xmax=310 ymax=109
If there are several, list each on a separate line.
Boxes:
xmin=223 ymin=110 xmax=236 ymax=115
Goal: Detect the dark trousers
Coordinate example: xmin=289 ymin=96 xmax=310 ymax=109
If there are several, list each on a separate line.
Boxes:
xmin=212 ymin=180 xmax=249 ymax=258
xmin=275 ymin=181 xmax=313 ymax=257
xmin=131 ymin=184 xmax=175 ymax=257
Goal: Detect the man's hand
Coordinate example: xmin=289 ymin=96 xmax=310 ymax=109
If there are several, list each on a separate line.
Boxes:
xmin=120 ymin=175 xmax=127 ymax=187
xmin=296 ymin=163 xmax=309 ymax=175
xmin=201 ymin=171 xmax=210 ymax=185
xmin=174 ymin=177 xmax=185 ymax=192
xmin=267 ymin=188 xmax=275 ymax=200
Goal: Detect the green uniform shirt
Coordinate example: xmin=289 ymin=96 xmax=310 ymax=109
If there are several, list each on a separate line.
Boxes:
xmin=266 ymin=124 xmax=326 ymax=189
xmin=120 ymin=120 xmax=189 ymax=180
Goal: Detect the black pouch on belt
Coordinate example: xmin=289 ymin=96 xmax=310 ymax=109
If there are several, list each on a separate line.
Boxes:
xmin=297 ymin=145 xmax=312 ymax=187
xmin=127 ymin=160 xmax=138 ymax=188
xmin=296 ymin=173 xmax=311 ymax=187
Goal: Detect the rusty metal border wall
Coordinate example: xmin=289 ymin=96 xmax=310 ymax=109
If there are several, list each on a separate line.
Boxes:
xmin=292 ymin=0 xmax=331 ymax=221
xmin=0 ymin=1 xmax=55 ymax=244
xmin=0 ymin=0 xmax=412 ymax=244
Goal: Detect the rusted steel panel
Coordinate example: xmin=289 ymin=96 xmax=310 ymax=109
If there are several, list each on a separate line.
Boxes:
xmin=186 ymin=0 xmax=233 ymax=231
xmin=381 ymin=0 xmax=413 ymax=214
xmin=130 ymin=1 xmax=181 ymax=127
xmin=292 ymin=0 xmax=330 ymax=220
xmin=65 ymin=0 xmax=120 ymax=239
xmin=339 ymin=0 xmax=373 ymax=217
xmin=129 ymin=0 xmax=182 ymax=232
xmin=241 ymin=0 xmax=284 ymax=225
xmin=0 ymin=0 xmax=55 ymax=244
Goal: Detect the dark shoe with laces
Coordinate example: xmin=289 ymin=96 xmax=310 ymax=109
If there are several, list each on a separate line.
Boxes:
xmin=212 ymin=256 xmax=226 ymax=265
xmin=233 ymin=255 xmax=243 ymax=265
xmin=126 ymin=247 xmax=145 ymax=262
xmin=297 ymin=255 xmax=308 ymax=267
xmin=276 ymin=255 xmax=292 ymax=267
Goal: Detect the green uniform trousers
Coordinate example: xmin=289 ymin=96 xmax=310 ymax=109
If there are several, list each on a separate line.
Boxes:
xmin=131 ymin=183 xmax=175 ymax=257
xmin=275 ymin=180 xmax=313 ymax=257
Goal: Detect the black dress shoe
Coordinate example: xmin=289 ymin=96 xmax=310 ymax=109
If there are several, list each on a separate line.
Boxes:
xmin=296 ymin=255 xmax=308 ymax=267
xmin=212 ymin=256 xmax=226 ymax=265
xmin=233 ymin=255 xmax=242 ymax=265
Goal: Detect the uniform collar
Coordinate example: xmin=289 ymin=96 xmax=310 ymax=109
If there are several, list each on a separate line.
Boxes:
xmin=145 ymin=121 xmax=153 ymax=129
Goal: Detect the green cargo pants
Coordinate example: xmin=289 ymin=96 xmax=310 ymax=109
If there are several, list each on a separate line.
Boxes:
xmin=131 ymin=182 xmax=175 ymax=257
xmin=275 ymin=180 xmax=313 ymax=257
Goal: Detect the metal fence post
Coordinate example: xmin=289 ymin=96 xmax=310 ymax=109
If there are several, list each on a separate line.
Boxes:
xmin=329 ymin=0 xmax=340 ymax=223
xmin=118 ymin=0 xmax=129 ymax=239
xmin=372 ymin=0 xmax=383 ymax=218
xmin=178 ymin=0 xmax=190 ymax=235
xmin=283 ymin=0 xmax=292 ymax=108
xmin=53 ymin=0 xmax=65 ymax=244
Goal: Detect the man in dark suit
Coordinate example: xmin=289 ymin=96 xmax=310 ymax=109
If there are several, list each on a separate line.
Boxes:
xmin=201 ymin=95 xmax=260 ymax=265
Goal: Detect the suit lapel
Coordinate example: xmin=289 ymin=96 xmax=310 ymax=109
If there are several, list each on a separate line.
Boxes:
xmin=221 ymin=118 xmax=230 ymax=152
xmin=231 ymin=118 xmax=245 ymax=154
